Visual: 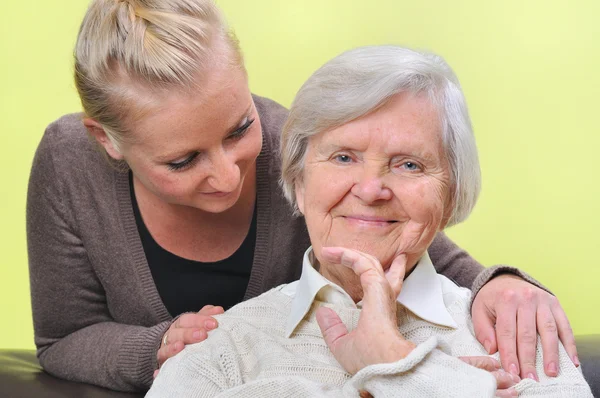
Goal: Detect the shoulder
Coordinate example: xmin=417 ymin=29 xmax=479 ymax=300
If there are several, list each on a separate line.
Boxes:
xmin=39 ymin=113 xmax=94 ymax=153
xmin=222 ymin=286 xmax=293 ymax=321
xmin=29 ymin=113 xmax=122 ymax=214
xmin=437 ymin=274 xmax=473 ymax=325
xmin=252 ymin=94 xmax=289 ymax=148
xmin=33 ymin=113 xmax=109 ymax=174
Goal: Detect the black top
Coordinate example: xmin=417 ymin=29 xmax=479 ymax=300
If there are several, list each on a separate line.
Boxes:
xmin=129 ymin=173 xmax=256 ymax=316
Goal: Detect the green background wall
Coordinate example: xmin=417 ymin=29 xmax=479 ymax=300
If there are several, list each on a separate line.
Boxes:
xmin=1 ymin=0 xmax=598 ymax=350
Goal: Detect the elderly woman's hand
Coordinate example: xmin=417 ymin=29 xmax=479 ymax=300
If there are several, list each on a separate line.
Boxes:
xmin=472 ymin=274 xmax=578 ymax=381
xmin=315 ymin=247 xmax=415 ymax=375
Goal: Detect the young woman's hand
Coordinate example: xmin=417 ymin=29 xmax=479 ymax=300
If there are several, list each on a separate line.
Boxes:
xmin=459 ymin=356 xmax=520 ymax=397
xmin=472 ymin=274 xmax=578 ymax=381
xmin=156 ymin=304 xmax=224 ymax=372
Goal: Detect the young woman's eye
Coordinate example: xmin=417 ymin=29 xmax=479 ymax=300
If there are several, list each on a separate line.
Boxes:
xmin=228 ymin=118 xmax=255 ymax=141
xmin=167 ymin=152 xmax=199 ymax=171
xmin=334 ymin=154 xmax=353 ymax=163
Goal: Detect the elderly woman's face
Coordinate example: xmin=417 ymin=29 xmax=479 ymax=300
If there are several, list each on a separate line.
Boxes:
xmin=295 ymin=92 xmax=452 ymax=273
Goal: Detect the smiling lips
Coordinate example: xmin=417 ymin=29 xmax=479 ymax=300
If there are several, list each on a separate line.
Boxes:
xmin=201 ymin=191 xmax=234 ymax=198
xmin=342 ymin=215 xmax=398 ymax=228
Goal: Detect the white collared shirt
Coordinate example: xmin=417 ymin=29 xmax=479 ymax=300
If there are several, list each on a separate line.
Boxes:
xmin=283 ymin=247 xmax=459 ymax=337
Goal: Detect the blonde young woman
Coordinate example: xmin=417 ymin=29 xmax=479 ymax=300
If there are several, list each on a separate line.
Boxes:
xmin=27 ymin=0 xmax=578 ymax=392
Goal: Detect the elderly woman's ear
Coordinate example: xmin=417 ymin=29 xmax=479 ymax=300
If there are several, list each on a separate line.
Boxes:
xmin=440 ymin=193 xmax=455 ymax=231
xmin=294 ymin=181 xmax=306 ymax=215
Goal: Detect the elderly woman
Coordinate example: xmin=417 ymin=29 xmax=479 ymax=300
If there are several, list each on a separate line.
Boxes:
xmin=146 ymin=46 xmax=592 ymax=397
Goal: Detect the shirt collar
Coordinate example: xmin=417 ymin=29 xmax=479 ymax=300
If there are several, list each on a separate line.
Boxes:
xmin=285 ymin=247 xmax=457 ymax=337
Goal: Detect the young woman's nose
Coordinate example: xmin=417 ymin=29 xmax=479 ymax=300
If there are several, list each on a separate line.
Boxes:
xmin=351 ymin=168 xmax=393 ymax=203
xmin=208 ymin=150 xmax=241 ymax=192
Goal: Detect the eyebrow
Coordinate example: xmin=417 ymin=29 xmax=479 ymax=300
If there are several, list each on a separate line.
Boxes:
xmin=156 ymin=103 xmax=254 ymax=163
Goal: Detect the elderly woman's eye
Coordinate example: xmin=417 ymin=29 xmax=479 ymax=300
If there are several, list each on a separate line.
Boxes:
xmin=334 ymin=154 xmax=352 ymax=163
xmin=402 ymin=162 xmax=420 ymax=171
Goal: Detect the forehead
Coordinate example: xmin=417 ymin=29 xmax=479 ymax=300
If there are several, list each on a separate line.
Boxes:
xmin=312 ymin=92 xmax=443 ymax=155
xmin=124 ymin=64 xmax=251 ymax=152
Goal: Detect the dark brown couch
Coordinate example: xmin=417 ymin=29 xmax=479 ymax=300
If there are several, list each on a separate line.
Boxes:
xmin=1 ymin=336 xmax=599 ymax=397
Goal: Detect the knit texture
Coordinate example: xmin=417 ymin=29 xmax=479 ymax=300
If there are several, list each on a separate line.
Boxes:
xmin=148 ymin=278 xmax=591 ymax=397
xmin=27 ymin=95 xmax=537 ymax=392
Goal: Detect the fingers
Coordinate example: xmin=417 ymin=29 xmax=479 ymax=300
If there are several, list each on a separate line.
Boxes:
xmin=157 ymin=340 xmax=185 ymax=367
xmin=384 ymin=254 xmax=406 ymax=297
xmin=495 ymin=290 xmax=520 ymax=378
xmin=516 ymin=290 xmax=539 ymax=381
xmin=495 ymin=386 xmax=518 ymax=398
xmin=458 ymin=355 xmax=501 ymax=372
xmin=551 ymin=299 xmax=579 ymax=368
xmin=176 ymin=313 xmax=219 ymax=330
xmin=491 ymin=369 xmax=521 ymax=390
xmin=472 ymin=297 xmax=499 ymax=355
xmin=459 ymin=356 xmax=519 ymax=397
xmin=320 ymin=247 xmax=378 ymax=276
xmin=316 ymin=306 xmax=348 ymax=355
xmin=156 ymin=312 xmax=220 ymax=367
xmin=537 ymin=303 xmax=559 ymax=377
xmin=198 ymin=305 xmax=225 ymax=316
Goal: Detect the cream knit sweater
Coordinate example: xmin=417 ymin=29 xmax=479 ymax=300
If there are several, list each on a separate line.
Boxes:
xmin=147 ymin=276 xmax=591 ymax=397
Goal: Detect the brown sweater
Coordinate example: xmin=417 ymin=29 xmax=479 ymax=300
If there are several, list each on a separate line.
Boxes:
xmin=26 ymin=95 xmax=538 ymax=392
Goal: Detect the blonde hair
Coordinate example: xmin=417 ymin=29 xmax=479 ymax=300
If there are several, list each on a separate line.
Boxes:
xmin=75 ymin=0 xmax=242 ymax=150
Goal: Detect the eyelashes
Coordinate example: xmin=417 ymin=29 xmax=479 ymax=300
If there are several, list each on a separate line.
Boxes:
xmin=166 ymin=118 xmax=256 ymax=172
xmin=228 ymin=118 xmax=255 ymax=141
xmin=167 ymin=152 xmax=199 ymax=171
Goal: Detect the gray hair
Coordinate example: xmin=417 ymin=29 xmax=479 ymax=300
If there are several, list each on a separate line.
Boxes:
xmin=280 ymin=45 xmax=481 ymax=227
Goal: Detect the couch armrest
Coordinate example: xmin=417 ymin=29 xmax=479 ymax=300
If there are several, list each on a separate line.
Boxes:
xmin=0 ymin=350 xmax=143 ymax=398
xmin=577 ymin=334 xmax=600 ymax=397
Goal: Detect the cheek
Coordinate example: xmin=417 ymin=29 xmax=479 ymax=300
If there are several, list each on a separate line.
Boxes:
xmin=247 ymin=118 xmax=264 ymax=153
xmin=303 ymin=165 xmax=353 ymax=211
xmin=134 ymin=162 xmax=201 ymax=199
xmin=399 ymin=179 xmax=448 ymax=222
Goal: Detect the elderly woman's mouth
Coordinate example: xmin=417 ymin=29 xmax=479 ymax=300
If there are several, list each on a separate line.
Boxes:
xmin=342 ymin=215 xmax=398 ymax=228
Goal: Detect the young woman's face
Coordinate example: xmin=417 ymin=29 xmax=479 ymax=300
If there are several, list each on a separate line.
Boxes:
xmin=119 ymin=64 xmax=263 ymax=214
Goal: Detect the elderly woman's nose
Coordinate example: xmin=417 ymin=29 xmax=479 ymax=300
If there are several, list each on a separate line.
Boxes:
xmin=208 ymin=151 xmax=241 ymax=192
xmin=350 ymin=172 xmax=393 ymax=203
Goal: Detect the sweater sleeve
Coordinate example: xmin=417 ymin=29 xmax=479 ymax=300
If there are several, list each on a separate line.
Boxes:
xmin=348 ymin=337 xmax=496 ymax=398
xmin=428 ymin=232 xmax=484 ymax=289
xmin=26 ymin=124 xmax=170 ymax=392
xmin=429 ymin=232 xmax=550 ymax=299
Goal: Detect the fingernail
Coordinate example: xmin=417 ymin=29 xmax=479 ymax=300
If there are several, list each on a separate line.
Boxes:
xmin=483 ymin=339 xmax=492 ymax=354
xmin=205 ymin=320 xmax=216 ymax=329
xmin=573 ymin=355 xmax=580 ymax=367
xmin=548 ymin=362 xmax=558 ymax=375
xmin=527 ymin=372 xmax=538 ymax=382
xmin=192 ymin=330 xmax=202 ymax=340
xmin=509 ymin=363 xmax=519 ymax=376
xmin=494 ymin=360 xmax=502 ymax=369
